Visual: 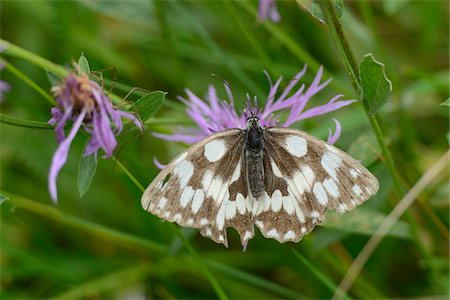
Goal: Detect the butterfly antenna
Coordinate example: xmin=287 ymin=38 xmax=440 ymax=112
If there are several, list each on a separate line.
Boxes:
xmin=211 ymin=74 xmax=252 ymax=116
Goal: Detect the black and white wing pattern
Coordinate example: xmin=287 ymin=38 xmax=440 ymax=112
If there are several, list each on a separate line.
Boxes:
xmin=252 ymin=127 xmax=379 ymax=243
xmin=142 ymin=120 xmax=379 ymax=247
xmin=141 ymin=129 xmax=254 ymax=247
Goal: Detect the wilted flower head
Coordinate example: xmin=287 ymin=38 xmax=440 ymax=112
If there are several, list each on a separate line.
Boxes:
xmin=48 ymin=72 xmax=142 ymax=203
xmin=154 ymin=65 xmax=356 ymax=145
xmin=258 ymin=0 xmax=281 ymax=23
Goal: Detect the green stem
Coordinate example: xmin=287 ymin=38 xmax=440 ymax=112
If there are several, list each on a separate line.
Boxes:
xmin=367 ymin=115 xmax=404 ymax=194
xmin=174 ymin=227 xmax=229 ymax=300
xmin=320 ymin=1 xmax=361 ymax=96
xmin=320 ymin=1 xmax=404 ymax=197
xmin=0 ymin=113 xmax=53 ymax=129
xmin=1 ymin=191 xmax=168 ymax=255
xmin=113 ymin=157 xmax=145 ymax=192
xmin=4 ymin=61 xmax=55 ymax=104
xmin=0 ymin=39 xmax=67 ymax=77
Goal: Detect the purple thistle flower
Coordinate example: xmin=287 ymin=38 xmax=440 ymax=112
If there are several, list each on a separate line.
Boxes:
xmin=48 ymin=73 xmax=143 ymax=203
xmin=154 ymin=65 xmax=356 ymax=146
xmin=258 ymin=0 xmax=281 ymax=23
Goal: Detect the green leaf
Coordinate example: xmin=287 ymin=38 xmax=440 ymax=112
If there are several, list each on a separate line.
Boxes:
xmin=360 ymin=53 xmax=392 ymax=115
xmin=77 ymin=53 xmax=90 ymax=75
xmin=0 ymin=113 xmax=53 ymax=129
xmin=324 ymin=208 xmax=412 ymax=239
xmin=132 ymin=91 xmax=166 ymax=122
xmin=297 ymin=0 xmax=344 ymax=23
xmin=441 ymin=98 xmax=450 ymax=107
xmin=77 ymin=142 xmax=98 ymax=198
xmin=45 ymin=69 xmax=63 ymax=87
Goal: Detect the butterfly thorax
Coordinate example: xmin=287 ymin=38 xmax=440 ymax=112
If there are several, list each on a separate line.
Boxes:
xmin=245 ymin=117 xmax=265 ymax=200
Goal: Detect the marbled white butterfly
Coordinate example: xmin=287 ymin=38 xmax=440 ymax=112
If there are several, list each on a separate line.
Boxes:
xmin=141 ymin=116 xmax=379 ymax=247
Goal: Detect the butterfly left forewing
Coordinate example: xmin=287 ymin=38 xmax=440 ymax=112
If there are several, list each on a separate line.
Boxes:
xmin=141 ymin=129 xmax=255 ymax=247
xmin=253 ymin=127 xmax=379 ymax=243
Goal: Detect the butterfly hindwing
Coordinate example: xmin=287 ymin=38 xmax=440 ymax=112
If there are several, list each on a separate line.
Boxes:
xmin=141 ymin=129 xmax=254 ymax=247
xmin=252 ymin=127 xmax=379 ymax=243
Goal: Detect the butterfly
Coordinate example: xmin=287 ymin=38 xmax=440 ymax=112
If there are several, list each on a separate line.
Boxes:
xmin=141 ymin=116 xmax=379 ymax=247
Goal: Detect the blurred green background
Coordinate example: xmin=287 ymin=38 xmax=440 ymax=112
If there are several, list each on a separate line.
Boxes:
xmin=1 ymin=1 xmax=448 ymax=299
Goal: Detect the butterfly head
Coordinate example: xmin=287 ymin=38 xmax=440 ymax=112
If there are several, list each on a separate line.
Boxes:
xmin=246 ymin=116 xmax=261 ymax=129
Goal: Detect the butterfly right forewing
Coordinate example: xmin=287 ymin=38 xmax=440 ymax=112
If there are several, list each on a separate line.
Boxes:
xmin=252 ymin=127 xmax=379 ymax=243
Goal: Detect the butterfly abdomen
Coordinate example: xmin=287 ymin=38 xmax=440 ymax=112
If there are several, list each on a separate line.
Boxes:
xmin=245 ymin=118 xmax=265 ymax=200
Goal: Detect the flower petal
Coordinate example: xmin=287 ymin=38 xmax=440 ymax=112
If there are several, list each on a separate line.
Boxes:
xmin=48 ymin=108 xmax=87 ymax=203
xmin=327 ymin=118 xmax=341 ymax=145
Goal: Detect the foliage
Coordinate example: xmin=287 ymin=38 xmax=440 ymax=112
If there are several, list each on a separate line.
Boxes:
xmin=0 ymin=1 xmax=448 ymax=299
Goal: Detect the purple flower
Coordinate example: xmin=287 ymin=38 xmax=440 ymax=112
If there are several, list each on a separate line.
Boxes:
xmin=154 ymin=65 xmax=356 ymax=145
xmin=258 ymin=0 xmax=281 ymax=23
xmin=48 ymin=73 xmax=143 ymax=203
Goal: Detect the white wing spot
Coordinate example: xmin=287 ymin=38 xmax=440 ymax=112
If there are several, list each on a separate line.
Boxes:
xmin=321 ymin=151 xmax=342 ymax=180
xmin=201 ymin=170 xmax=213 ymax=191
xmin=322 ymin=178 xmax=340 ymax=199
xmin=311 ymin=210 xmax=320 ymax=218
xmin=163 ymin=211 xmax=170 ymax=218
xmin=255 ymin=220 xmax=264 ymax=229
xmin=225 ymin=200 xmax=237 ymax=220
xmin=187 ymin=218 xmax=194 ymax=226
xmin=271 ymin=190 xmax=283 ymax=212
xmin=282 ymin=196 xmax=294 ymax=214
xmin=284 ymin=230 xmax=296 ymax=240
xmin=236 ymin=193 xmax=247 ymax=214
xmin=208 ymin=177 xmax=223 ymax=201
xmin=285 ymin=135 xmax=307 ymax=157
xmin=267 ymin=228 xmax=279 ymax=239
xmin=244 ymin=230 xmax=253 ymax=241
xmin=200 ymin=218 xmax=209 ymax=226
xmin=205 ymin=228 xmax=212 ymax=236
xmin=313 ymin=182 xmax=328 ymax=205
xmin=325 ymin=143 xmax=341 ymax=154
xmin=292 ymin=171 xmax=311 ymax=196
xmin=301 ymin=227 xmax=307 ymax=234
xmin=173 ymin=213 xmax=182 ymax=222
xmin=337 ymin=203 xmax=348 ymax=213
xmin=350 ymin=168 xmax=358 ymax=178
xmin=204 ymin=139 xmax=226 ymax=162
xmin=191 ymin=189 xmax=205 ymax=214
xmin=301 ymin=165 xmax=315 ymax=188
xmin=157 ymin=197 xmax=168 ymax=210
xmin=180 ymin=186 xmax=194 ymax=208
xmin=352 ymin=184 xmax=363 ymax=196
xmin=292 ymin=196 xmax=305 ymax=223
xmin=216 ymin=201 xmax=227 ymax=230
xmin=271 ymin=159 xmax=283 ymax=177
xmin=174 ymin=160 xmax=194 ymax=189
xmin=218 ymin=235 xmax=224 ymax=242
xmin=230 ymin=161 xmax=241 ymax=183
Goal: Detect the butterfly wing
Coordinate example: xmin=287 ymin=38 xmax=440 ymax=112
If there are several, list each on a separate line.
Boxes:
xmin=253 ymin=127 xmax=379 ymax=243
xmin=141 ymin=129 xmax=255 ymax=247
